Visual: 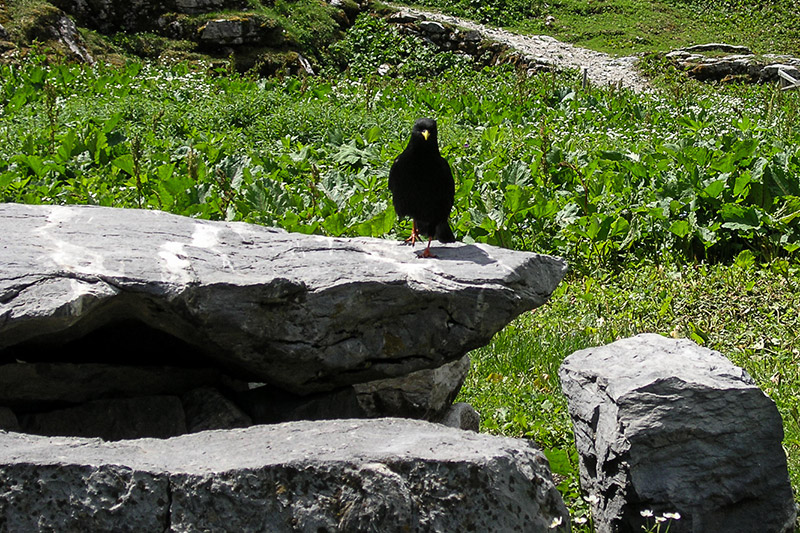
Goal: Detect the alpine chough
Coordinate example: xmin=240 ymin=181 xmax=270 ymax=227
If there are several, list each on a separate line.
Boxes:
xmin=389 ymin=118 xmax=456 ymax=258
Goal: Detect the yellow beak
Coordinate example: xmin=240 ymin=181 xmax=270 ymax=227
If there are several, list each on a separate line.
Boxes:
xmin=421 ymin=130 xmax=430 ymax=141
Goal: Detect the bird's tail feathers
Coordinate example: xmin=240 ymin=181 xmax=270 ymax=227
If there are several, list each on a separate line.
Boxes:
xmin=435 ymin=221 xmax=456 ymax=243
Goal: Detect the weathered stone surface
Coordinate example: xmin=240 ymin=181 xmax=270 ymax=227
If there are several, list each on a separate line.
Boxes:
xmin=0 ymin=408 xmax=19 ymax=432
xmin=0 ymin=204 xmax=566 ymax=397
xmin=198 ymin=16 xmax=282 ymax=47
xmin=0 ymin=23 xmax=8 ymax=41
xmin=559 ymin=333 xmax=795 ymax=533
xmin=238 ymin=383 xmax=366 ymax=424
xmin=762 ymin=64 xmax=800 ymax=83
xmin=182 ymin=386 xmax=252 ymax=432
xmin=439 ymin=401 xmax=480 ymax=431
xmin=0 ymin=418 xmax=570 ymax=532
xmin=665 ymin=44 xmax=800 ymax=84
xmin=18 ymin=395 xmax=188 ymax=441
xmin=237 ymin=357 xmax=469 ymax=424
xmin=353 ymin=354 xmax=470 ymax=420
xmin=51 ymin=0 xmax=248 ymax=32
xmin=18 ymin=5 xmax=94 ymax=64
xmin=687 ymin=55 xmax=762 ymax=81
xmin=0 ymin=362 xmax=221 ymax=408
xmin=387 ymin=11 xmax=423 ymax=24
xmin=419 ymin=20 xmax=446 ymax=34
xmin=682 ymin=42 xmax=754 ymax=54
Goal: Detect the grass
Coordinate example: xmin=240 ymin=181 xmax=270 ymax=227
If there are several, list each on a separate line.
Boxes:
xmin=394 ymin=0 xmax=800 ymax=56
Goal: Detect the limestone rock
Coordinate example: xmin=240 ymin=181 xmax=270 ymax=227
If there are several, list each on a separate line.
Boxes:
xmin=559 ymin=333 xmax=795 ymax=533
xmin=238 ymin=382 xmax=366 ymax=424
xmin=419 ymin=20 xmax=446 ymax=35
xmin=0 ymin=362 xmax=221 ymax=409
xmin=762 ymin=64 xmax=800 ymax=83
xmin=387 ymin=11 xmax=423 ymax=24
xmin=681 ymin=43 xmax=754 ymax=55
xmin=182 ymin=386 xmax=252 ymax=432
xmin=439 ymin=401 xmax=480 ymax=431
xmin=0 ymin=204 xmax=566 ymax=397
xmin=353 ymin=354 xmax=471 ymax=420
xmin=175 ymin=0 xmax=238 ymax=15
xmin=19 ymin=5 xmax=94 ymax=64
xmin=0 ymin=418 xmax=570 ymax=532
xmin=198 ymin=16 xmax=282 ymax=47
xmin=665 ymin=45 xmax=800 ymax=84
xmin=19 ymin=395 xmax=187 ymax=441
xmin=687 ymin=55 xmax=762 ymax=81
xmin=0 ymin=408 xmax=19 ymax=432
xmin=51 ymin=0 xmax=248 ymax=32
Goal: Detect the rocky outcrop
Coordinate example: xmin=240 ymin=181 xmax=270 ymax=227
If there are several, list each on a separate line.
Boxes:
xmin=0 ymin=418 xmax=571 ymax=532
xmin=560 ymin=333 xmax=796 ymax=533
xmin=11 ymin=3 xmax=94 ymax=64
xmin=8 ymin=0 xmax=364 ymax=74
xmin=666 ymin=43 xmax=800 ymax=84
xmin=0 ymin=203 xmax=566 ymax=439
xmin=50 ymin=0 xmax=249 ymax=33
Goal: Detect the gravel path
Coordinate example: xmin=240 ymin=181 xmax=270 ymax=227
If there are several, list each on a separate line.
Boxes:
xmin=391 ymin=5 xmax=651 ymax=92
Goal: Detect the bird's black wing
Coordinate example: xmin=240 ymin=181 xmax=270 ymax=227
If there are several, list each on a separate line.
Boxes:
xmin=388 ymin=147 xmax=420 ymax=219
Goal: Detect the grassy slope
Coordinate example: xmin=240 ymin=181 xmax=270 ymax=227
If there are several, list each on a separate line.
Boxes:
xmin=393 ymin=0 xmax=800 ymax=56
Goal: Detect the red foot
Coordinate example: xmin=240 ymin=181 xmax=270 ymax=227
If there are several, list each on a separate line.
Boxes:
xmin=416 ymin=239 xmax=436 ymax=258
xmin=403 ymin=220 xmax=421 ymax=247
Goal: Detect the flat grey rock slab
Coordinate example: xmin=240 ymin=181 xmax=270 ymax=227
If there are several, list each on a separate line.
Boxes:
xmin=0 ymin=203 xmax=566 ymax=395
xmin=560 ymin=333 xmax=795 ymax=533
xmin=0 ymin=418 xmax=570 ymax=532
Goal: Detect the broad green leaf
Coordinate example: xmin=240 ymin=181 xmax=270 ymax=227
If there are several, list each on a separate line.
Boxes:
xmin=112 ymin=154 xmax=135 ymax=176
xmin=703 ymin=179 xmax=725 ymax=199
xmin=669 ymin=219 xmax=691 ymax=238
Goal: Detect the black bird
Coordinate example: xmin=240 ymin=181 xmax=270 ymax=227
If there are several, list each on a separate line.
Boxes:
xmin=389 ymin=118 xmax=456 ymax=258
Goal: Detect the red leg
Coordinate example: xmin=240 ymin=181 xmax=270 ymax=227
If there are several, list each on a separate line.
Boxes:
xmin=418 ymin=236 xmax=436 ymax=258
xmin=403 ymin=220 xmax=421 ymax=246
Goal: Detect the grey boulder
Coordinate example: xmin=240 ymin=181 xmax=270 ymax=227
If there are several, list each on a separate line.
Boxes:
xmin=0 ymin=418 xmax=570 ymax=532
xmin=559 ymin=333 xmax=795 ymax=533
xmin=0 ymin=203 xmax=566 ymax=397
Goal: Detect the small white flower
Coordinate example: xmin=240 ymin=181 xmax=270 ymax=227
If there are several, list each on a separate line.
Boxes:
xmin=663 ymin=512 xmax=681 ymax=520
xmin=640 ymin=509 xmax=654 ymax=518
xmin=549 ymin=516 xmax=563 ymax=528
xmin=655 ymin=516 xmax=667 ymax=523
xmin=574 ymin=516 xmax=589 ymax=524
xmin=585 ymin=493 xmax=600 ymax=504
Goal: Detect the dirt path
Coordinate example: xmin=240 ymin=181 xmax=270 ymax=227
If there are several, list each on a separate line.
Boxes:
xmin=391 ymin=5 xmax=651 ymax=92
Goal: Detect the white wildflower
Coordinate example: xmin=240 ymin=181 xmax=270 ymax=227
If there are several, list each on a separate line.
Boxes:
xmin=640 ymin=509 xmax=654 ymax=518
xmin=549 ymin=516 xmax=563 ymax=528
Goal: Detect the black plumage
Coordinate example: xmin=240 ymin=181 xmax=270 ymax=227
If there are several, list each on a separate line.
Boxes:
xmin=388 ymin=118 xmax=456 ymax=258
